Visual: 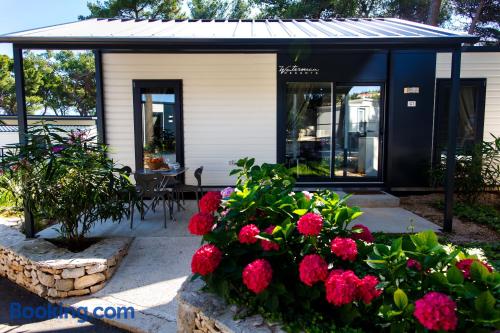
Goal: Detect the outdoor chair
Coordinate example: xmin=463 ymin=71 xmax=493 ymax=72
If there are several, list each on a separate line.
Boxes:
xmin=175 ymin=166 xmax=204 ymax=212
xmin=131 ymin=173 xmax=175 ymax=229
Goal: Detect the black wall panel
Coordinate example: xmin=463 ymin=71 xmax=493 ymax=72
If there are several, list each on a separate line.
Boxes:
xmin=386 ymin=51 xmax=437 ymax=188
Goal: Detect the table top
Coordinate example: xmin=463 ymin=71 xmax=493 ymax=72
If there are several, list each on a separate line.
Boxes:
xmin=135 ymin=167 xmax=186 ymax=176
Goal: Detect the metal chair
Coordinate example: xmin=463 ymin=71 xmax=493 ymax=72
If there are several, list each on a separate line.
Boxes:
xmin=176 ymin=166 xmax=203 ymax=211
xmin=131 ymin=173 xmax=175 ymax=229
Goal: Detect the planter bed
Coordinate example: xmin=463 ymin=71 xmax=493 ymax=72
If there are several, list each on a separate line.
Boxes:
xmin=177 ymin=278 xmax=286 ymax=333
xmin=0 ymin=224 xmax=131 ymax=299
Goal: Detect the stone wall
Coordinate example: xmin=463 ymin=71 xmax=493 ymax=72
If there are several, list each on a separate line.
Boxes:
xmin=177 ymin=278 xmax=285 ymax=333
xmin=0 ymin=224 xmax=131 ymax=299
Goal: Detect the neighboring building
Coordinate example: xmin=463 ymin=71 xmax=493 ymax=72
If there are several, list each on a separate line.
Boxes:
xmin=0 ymin=18 xmax=497 ymax=189
xmin=0 ymin=116 xmax=97 ymax=149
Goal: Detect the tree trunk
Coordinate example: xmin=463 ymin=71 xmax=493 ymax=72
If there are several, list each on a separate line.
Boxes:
xmin=427 ymin=0 xmax=442 ymax=26
xmin=468 ymin=0 xmax=486 ymax=35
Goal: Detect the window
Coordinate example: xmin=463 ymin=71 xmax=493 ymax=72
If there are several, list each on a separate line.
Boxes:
xmin=434 ymin=79 xmax=486 ymax=158
xmin=133 ymin=80 xmax=183 ymax=171
xmin=285 ymin=83 xmax=383 ymax=181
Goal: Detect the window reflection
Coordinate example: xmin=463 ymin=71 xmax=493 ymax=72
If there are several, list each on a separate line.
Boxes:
xmin=335 ymin=86 xmax=381 ymax=178
xmin=286 ymin=82 xmax=332 ymax=178
xmin=141 ymin=88 xmax=176 ymax=170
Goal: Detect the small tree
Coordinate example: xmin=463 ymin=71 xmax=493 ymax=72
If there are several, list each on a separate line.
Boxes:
xmin=0 ymin=125 xmax=135 ymax=247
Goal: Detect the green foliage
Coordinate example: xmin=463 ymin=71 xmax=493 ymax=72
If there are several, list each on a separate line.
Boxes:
xmin=0 ymin=124 xmax=135 ymax=244
xmin=0 ymin=51 xmax=96 ymax=116
xmin=431 ymin=134 xmax=500 ymax=204
xmin=194 ymin=159 xmax=499 ymax=332
xmin=367 ymin=232 xmax=500 ymax=331
xmin=189 ymin=0 xmax=250 ymax=19
xmin=81 ymin=0 xmax=185 ymax=20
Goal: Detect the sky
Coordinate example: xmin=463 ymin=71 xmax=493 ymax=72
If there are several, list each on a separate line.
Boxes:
xmin=0 ymin=0 xmax=91 ymax=56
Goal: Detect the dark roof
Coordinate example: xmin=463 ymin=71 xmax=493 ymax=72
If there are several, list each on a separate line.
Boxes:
xmin=0 ymin=18 xmax=477 ymax=46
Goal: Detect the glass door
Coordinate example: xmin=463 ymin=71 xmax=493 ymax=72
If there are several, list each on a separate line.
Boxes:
xmin=133 ymin=80 xmax=183 ymax=171
xmin=285 ymin=82 xmax=383 ymax=182
xmin=285 ymin=82 xmax=332 ymax=181
xmin=334 ymin=85 xmax=382 ymax=179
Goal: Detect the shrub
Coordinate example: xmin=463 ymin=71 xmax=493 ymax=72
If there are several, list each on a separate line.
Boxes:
xmin=0 ymin=125 xmax=134 ymax=246
xmin=189 ymin=158 xmax=499 ymax=332
xmin=431 ymin=134 xmax=500 ymax=203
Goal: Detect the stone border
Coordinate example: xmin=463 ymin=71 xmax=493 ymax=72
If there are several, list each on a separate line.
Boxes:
xmin=177 ymin=278 xmax=286 ymax=333
xmin=0 ymin=224 xmax=131 ymax=299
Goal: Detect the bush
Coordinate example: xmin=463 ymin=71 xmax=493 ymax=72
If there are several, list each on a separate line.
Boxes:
xmin=431 ymin=134 xmax=500 ymax=203
xmin=0 ymin=125 xmax=134 ymax=246
xmin=189 ymin=158 xmax=499 ymax=332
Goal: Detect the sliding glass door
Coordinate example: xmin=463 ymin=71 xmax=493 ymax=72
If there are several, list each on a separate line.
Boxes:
xmin=285 ymin=82 xmax=383 ymax=182
xmin=133 ymin=80 xmax=183 ymax=171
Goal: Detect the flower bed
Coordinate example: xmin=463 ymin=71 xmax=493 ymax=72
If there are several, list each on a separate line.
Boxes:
xmin=0 ymin=224 xmax=130 ymax=299
xmin=187 ymin=158 xmax=499 ymax=332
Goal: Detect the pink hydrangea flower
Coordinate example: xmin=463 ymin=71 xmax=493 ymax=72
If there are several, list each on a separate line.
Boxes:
xmin=330 ymin=237 xmax=357 ymax=261
xmin=414 ymin=292 xmax=458 ymax=331
xmin=299 ymin=254 xmax=328 ymax=286
xmin=297 ymin=213 xmax=323 ymax=236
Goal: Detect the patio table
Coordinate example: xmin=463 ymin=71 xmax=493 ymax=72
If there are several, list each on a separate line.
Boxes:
xmin=134 ymin=167 xmax=187 ymax=211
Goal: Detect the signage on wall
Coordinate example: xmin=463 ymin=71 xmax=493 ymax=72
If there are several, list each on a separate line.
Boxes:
xmin=278 ymin=65 xmax=320 ymax=75
xmin=404 ymin=87 xmax=420 ymax=94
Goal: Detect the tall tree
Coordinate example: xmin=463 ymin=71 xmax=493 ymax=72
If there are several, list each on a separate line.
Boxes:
xmin=80 ymin=0 xmax=185 ymax=20
xmin=188 ymin=0 xmax=250 ymax=19
xmin=55 ymin=51 xmax=96 ymax=117
xmin=253 ymin=0 xmax=384 ymax=19
xmin=427 ymin=0 xmax=443 ymax=25
xmin=189 ymin=0 xmax=230 ymax=19
xmin=452 ymin=0 xmax=499 ymax=43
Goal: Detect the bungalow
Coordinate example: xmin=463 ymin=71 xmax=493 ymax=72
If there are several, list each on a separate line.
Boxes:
xmin=0 ymin=18 xmax=497 ymax=194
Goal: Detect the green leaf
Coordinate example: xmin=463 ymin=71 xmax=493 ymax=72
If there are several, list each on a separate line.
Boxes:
xmin=474 ymin=291 xmax=496 ymax=316
xmin=293 ymin=209 xmax=308 ymax=216
xmin=447 ymin=266 xmax=465 ymax=285
xmin=390 ymin=237 xmax=403 ymax=254
xmin=430 ymin=272 xmax=448 ymax=286
xmin=470 ymin=261 xmax=491 ymax=281
xmin=393 ymin=289 xmax=408 ymax=310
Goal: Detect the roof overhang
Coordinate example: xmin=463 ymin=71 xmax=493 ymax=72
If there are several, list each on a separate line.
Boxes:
xmin=0 ymin=18 xmax=479 ymax=49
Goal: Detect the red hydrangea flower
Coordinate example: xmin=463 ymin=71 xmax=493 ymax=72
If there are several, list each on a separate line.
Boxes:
xmin=188 ymin=212 xmax=215 ymax=235
xmin=238 ymin=224 xmax=260 ymax=244
xmin=260 ymin=225 xmax=280 ymax=251
xmin=455 ymin=258 xmax=493 ymax=279
xmin=242 ymin=259 xmax=273 ymax=294
xmin=297 ymin=213 xmax=323 ymax=236
xmin=325 ymin=270 xmax=360 ymax=306
xmin=356 ymin=275 xmax=382 ymax=304
xmin=414 ymin=292 xmax=458 ymax=331
xmin=351 ymin=224 xmax=374 ymax=243
xmin=299 ymin=254 xmax=329 ymax=286
xmin=199 ymin=191 xmax=222 ymax=214
xmin=330 ymin=237 xmax=358 ymax=261
xmin=191 ymin=244 xmax=222 ymax=276
xmin=407 ymin=258 xmax=422 ymax=271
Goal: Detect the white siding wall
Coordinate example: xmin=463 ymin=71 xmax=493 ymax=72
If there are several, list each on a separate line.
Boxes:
xmin=102 ymin=53 xmax=277 ymax=185
xmin=0 ymin=132 xmax=20 ymax=147
xmin=436 ymin=52 xmax=500 ymax=141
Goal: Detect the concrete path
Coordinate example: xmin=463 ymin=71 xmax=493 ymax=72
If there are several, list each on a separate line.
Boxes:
xmin=356 ymin=207 xmax=441 ymax=233
xmin=0 ymin=277 xmax=127 ymax=333
xmin=40 ymin=201 xmax=202 ymax=333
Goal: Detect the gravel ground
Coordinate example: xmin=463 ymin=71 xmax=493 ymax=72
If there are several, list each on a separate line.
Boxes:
xmin=398 ymin=193 xmax=500 ymax=243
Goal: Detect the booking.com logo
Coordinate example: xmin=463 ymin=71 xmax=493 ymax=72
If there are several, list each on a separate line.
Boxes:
xmin=10 ymin=302 xmax=135 ymax=323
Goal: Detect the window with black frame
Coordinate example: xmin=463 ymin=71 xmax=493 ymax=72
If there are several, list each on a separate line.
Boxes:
xmin=285 ymin=82 xmax=383 ymax=181
xmin=434 ymin=79 xmax=486 ymax=159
